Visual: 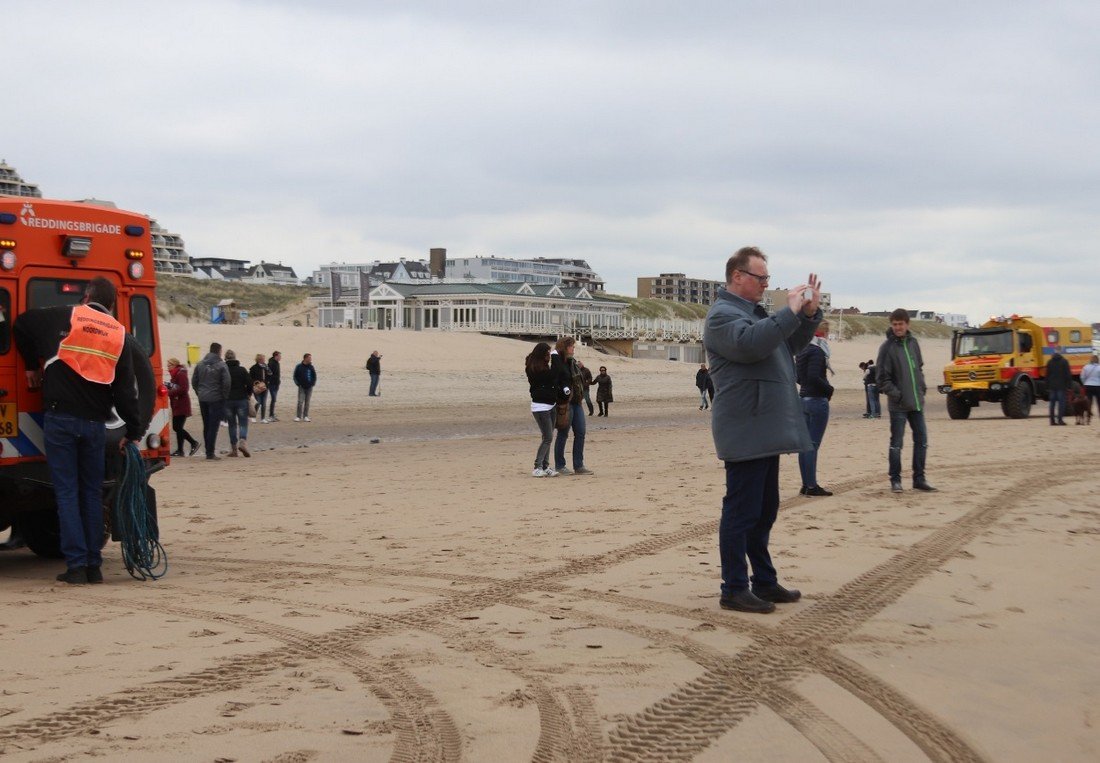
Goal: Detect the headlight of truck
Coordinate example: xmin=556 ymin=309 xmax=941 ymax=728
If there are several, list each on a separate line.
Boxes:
xmin=146 ymin=433 xmax=161 ymax=450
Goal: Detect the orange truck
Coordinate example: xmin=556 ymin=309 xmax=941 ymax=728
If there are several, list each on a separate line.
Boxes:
xmin=0 ymin=198 xmax=171 ymax=557
xmin=938 ymin=315 xmax=1093 ymax=419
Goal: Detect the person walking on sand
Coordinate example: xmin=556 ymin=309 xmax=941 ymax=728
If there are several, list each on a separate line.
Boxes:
xmin=551 ymin=337 xmax=593 ymax=475
xmin=191 ymin=342 xmax=230 ymax=460
xmin=1082 ymin=354 xmax=1100 ymax=418
xmin=526 ymin=341 xmax=567 ymax=477
xmin=250 ymin=353 xmax=271 ymax=423
xmin=876 ymin=309 xmax=936 ymax=492
xmin=796 ymin=321 xmax=834 ymax=496
xmin=294 ymin=353 xmax=317 ymax=421
xmin=594 ymin=366 xmax=613 ymax=416
xmin=267 ymin=350 xmax=282 ymax=421
xmin=224 ymin=350 xmax=253 ymax=457
xmin=578 ymin=361 xmax=595 ymax=416
xmin=167 ymin=358 xmax=200 ymax=457
xmin=704 ymin=246 xmax=821 ymax=614
xmin=695 ymin=364 xmax=711 ymax=410
xmin=366 ymin=350 xmax=382 ymax=396
xmin=1046 ymin=351 xmax=1071 ymax=426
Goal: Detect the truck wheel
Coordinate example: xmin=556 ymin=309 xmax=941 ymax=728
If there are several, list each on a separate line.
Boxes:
xmin=20 ymin=510 xmax=63 ymax=559
xmin=946 ymin=395 xmax=972 ymax=420
xmin=1002 ymin=384 xmax=1032 ymax=419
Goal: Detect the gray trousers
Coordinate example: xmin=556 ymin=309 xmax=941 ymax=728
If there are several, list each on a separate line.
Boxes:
xmin=532 ymin=409 xmax=554 ymax=469
xmin=296 ymin=387 xmax=313 ymax=418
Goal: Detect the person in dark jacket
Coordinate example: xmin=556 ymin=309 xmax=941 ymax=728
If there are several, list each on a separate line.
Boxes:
xmin=594 ymin=367 xmax=613 ymax=416
xmin=695 ymin=364 xmax=711 ymax=410
xmin=1046 ymin=352 xmax=1072 ymax=426
xmin=191 ymin=343 xmax=230 ymax=459
xmin=167 ymin=358 xmax=200 ymax=457
xmin=578 ymin=361 xmax=595 ymax=415
xmin=224 ymin=350 xmax=253 ymax=457
xmin=250 ymin=353 xmax=271 ymax=423
xmin=366 ymin=350 xmax=382 ymax=396
xmin=293 ymin=353 xmax=317 ymax=421
xmin=552 ymin=337 xmax=593 ymax=475
xmin=267 ymin=350 xmax=282 ymax=421
xmin=877 ymin=309 xmax=935 ymax=493
xmin=796 ymin=322 xmax=835 ymax=496
xmin=703 ymin=246 xmax=821 ymax=614
xmin=12 ymin=277 xmax=146 ymax=584
xmin=860 ymin=359 xmax=881 ymax=418
xmin=525 ymin=341 xmax=567 ymax=477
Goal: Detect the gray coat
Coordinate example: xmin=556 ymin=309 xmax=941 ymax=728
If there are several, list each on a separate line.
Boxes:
xmin=875 ymin=329 xmax=927 ymax=412
xmin=191 ymin=352 xmax=230 ymax=403
xmin=704 ymin=289 xmax=820 ymax=462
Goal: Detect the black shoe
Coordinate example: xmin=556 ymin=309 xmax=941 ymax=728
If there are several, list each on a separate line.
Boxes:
xmin=171 ymin=450 xmax=184 ymax=457
xmin=56 ymin=567 xmax=87 ymax=585
xmin=206 ymin=455 xmax=221 ymax=461
xmin=890 ymin=479 xmax=903 ymax=493
xmin=189 ymin=442 xmax=201 ymax=456
xmin=799 ymin=486 xmax=808 ymax=495
xmin=719 ymin=589 xmax=776 ymax=614
xmin=752 ymin=584 xmax=802 ymax=603
xmin=804 ymin=486 xmax=833 ymax=497
xmin=913 ymin=480 xmax=938 ymax=492
xmin=86 ymin=566 xmax=104 ymax=584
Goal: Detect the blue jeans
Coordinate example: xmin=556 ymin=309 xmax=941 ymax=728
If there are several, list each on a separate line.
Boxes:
xmin=297 ymin=387 xmax=313 ymax=418
xmin=798 ymin=397 xmax=830 ymax=488
xmin=199 ymin=400 xmax=224 ymax=457
xmin=369 ymin=373 xmax=380 ymax=396
xmin=889 ymin=409 xmax=928 ymax=482
xmin=719 ymin=456 xmax=779 ymax=594
xmin=554 ymin=402 xmax=586 ymax=470
xmin=254 ymin=390 xmax=268 ymax=419
xmin=267 ymin=383 xmax=280 ymax=417
xmin=1048 ymin=389 xmax=1067 ymax=422
xmin=865 ymin=384 xmax=881 ymax=416
xmin=44 ymin=411 xmax=106 ymax=570
xmin=226 ymin=399 xmax=249 ymax=445
xmin=532 ymin=409 xmax=554 ymax=469
xmin=699 ymin=389 xmax=709 ymax=409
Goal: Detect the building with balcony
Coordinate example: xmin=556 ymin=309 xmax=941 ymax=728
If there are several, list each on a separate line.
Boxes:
xmin=150 ymin=218 xmax=193 ymax=275
xmin=0 ymin=159 xmax=41 ymax=198
xmin=532 ymin=258 xmax=605 ymax=291
xmin=191 ymin=256 xmax=250 ymax=280
xmin=445 ymin=256 xmax=563 ymax=286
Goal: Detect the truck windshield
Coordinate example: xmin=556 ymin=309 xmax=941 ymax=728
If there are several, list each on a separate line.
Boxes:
xmin=956 ymin=330 xmax=1013 ymax=357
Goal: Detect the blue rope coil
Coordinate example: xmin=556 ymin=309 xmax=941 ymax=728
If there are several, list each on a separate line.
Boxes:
xmin=116 ymin=442 xmax=168 ymax=581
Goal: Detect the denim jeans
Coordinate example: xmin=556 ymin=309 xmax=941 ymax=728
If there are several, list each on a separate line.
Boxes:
xmin=369 ymin=373 xmax=380 ymax=396
xmin=1048 ymin=389 xmax=1067 ymax=422
xmin=719 ymin=456 xmax=780 ymax=595
xmin=267 ymin=383 xmax=280 ymax=417
xmin=254 ymin=390 xmax=268 ymax=419
xmin=699 ymin=389 xmax=709 ymax=409
xmin=199 ymin=400 xmax=225 ymax=457
xmin=797 ymin=397 xmax=830 ymax=488
xmin=297 ymin=387 xmax=313 ymax=418
xmin=889 ymin=409 xmax=928 ymax=481
xmin=554 ymin=401 xmax=586 ymax=470
xmin=43 ymin=410 xmax=106 ymax=570
xmin=865 ymin=384 xmax=881 ymax=416
xmin=226 ymin=399 xmax=250 ymax=445
xmin=532 ymin=409 xmax=554 ymax=469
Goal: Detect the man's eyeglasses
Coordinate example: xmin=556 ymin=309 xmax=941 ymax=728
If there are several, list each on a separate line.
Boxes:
xmin=737 ymin=269 xmax=770 ymax=286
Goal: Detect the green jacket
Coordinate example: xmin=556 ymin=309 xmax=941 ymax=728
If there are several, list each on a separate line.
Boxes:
xmin=875 ymin=329 xmax=927 ymax=412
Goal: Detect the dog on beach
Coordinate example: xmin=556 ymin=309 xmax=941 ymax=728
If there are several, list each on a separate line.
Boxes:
xmin=1069 ymin=388 xmax=1092 ymax=425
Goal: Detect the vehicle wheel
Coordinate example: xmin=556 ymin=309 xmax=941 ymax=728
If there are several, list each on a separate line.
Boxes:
xmin=946 ymin=395 xmax=972 ymax=420
xmin=20 ymin=510 xmax=63 ymax=559
xmin=1002 ymin=384 xmax=1032 ymax=419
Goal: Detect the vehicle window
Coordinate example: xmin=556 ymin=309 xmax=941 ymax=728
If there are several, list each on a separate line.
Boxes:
xmin=956 ymin=331 xmax=1012 ymax=356
xmin=130 ymin=294 xmax=154 ymax=356
xmin=1046 ymin=330 xmax=1060 ymax=344
xmin=27 ymin=279 xmax=90 ymax=310
xmin=1018 ymin=332 xmax=1033 ymax=353
xmin=0 ymin=288 xmax=10 ymax=354
xmin=1069 ymin=330 xmax=1081 ymax=343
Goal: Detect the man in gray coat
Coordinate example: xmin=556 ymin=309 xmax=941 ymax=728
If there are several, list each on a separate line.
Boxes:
xmin=704 ymin=246 xmax=822 ymax=614
xmin=191 ymin=342 xmax=230 ymax=460
xmin=876 ymin=309 xmax=935 ymax=492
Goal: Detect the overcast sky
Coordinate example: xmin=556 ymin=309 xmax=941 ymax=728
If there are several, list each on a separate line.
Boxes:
xmin=7 ymin=1 xmax=1099 ymax=323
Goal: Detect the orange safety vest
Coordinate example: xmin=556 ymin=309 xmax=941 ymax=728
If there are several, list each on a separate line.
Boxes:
xmin=55 ymin=304 xmax=126 ymax=385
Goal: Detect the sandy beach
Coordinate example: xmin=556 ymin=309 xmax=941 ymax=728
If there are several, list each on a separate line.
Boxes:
xmin=1 ymin=323 xmax=1098 ymax=761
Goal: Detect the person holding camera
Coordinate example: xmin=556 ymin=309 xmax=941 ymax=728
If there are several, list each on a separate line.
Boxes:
xmin=367 ymin=350 xmax=382 ymax=397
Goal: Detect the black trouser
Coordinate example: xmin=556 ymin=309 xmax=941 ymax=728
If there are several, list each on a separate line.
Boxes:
xmin=199 ymin=400 xmax=224 ymax=457
xmin=598 ymin=401 xmax=610 ymax=416
xmin=172 ymin=414 xmax=198 ymax=452
xmin=583 ymin=388 xmax=594 ymax=416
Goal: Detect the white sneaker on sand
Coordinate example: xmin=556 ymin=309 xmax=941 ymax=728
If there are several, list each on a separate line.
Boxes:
xmin=261 ymin=418 xmax=271 ymax=423
xmin=542 ymin=468 xmax=558 ymax=477
xmin=294 ymin=417 xmax=301 ymax=422
xmin=304 ymin=417 xmax=311 ymax=422
xmin=250 ymin=417 xmax=258 ymax=423
xmin=532 ymin=468 xmax=545 ymax=477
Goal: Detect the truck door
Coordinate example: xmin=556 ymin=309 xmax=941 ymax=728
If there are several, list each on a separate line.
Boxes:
xmin=0 ymin=283 xmax=15 ymax=449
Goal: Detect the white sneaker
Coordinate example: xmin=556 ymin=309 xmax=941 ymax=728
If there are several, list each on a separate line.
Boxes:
xmin=532 ymin=468 xmax=545 ymax=477
xmin=304 ymin=417 xmax=311 ymax=422
xmin=294 ymin=417 xmax=301 ymax=422
xmin=220 ymin=421 xmax=228 ymax=427
xmin=542 ymin=468 xmax=558 ymax=477
xmin=261 ymin=418 xmax=271 ymax=423
xmin=250 ymin=417 xmax=258 ymax=423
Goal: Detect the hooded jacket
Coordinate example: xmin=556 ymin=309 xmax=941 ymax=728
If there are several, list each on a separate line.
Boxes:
xmin=191 ymin=352 xmax=230 ymax=403
xmin=168 ymin=365 xmax=193 ymax=417
xmin=704 ymin=288 xmax=819 ymax=462
xmin=875 ymin=329 xmax=926 ymax=412
xmin=227 ymin=359 xmax=253 ymax=401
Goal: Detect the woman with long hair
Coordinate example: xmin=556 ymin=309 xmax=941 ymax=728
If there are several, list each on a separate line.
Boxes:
xmin=525 ymin=342 xmax=564 ymax=477
xmin=551 ymin=337 xmax=594 ymax=475
xmin=594 ymin=366 xmax=613 ymax=416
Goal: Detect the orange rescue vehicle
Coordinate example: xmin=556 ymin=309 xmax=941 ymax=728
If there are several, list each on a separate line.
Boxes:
xmin=0 ymin=198 xmax=171 ymax=558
